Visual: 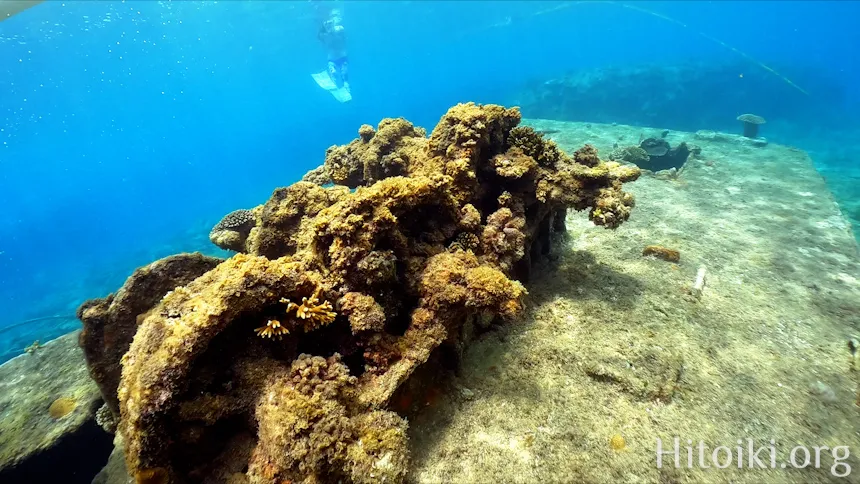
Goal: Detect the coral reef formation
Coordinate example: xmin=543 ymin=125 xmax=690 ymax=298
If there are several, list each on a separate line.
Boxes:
xmin=78 ymin=103 xmax=639 ymax=483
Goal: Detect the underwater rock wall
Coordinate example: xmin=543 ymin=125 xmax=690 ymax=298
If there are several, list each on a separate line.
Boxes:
xmin=508 ymin=60 xmax=849 ymax=133
xmin=77 ymin=102 xmax=640 ymax=483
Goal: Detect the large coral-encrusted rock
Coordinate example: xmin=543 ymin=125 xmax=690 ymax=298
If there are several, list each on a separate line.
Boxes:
xmin=86 ymin=102 xmax=640 ymax=483
xmin=77 ymin=253 xmax=221 ymax=415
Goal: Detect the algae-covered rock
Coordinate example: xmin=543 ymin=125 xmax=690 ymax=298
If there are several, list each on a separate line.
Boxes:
xmin=248 ymin=181 xmax=349 ymax=258
xmin=0 ymin=331 xmax=112 ymax=482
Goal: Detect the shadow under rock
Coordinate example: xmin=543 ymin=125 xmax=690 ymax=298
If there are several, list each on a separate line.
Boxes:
xmin=528 ymin=239 xmax=645 ymax=310
xmin=405 ymin=327 xmax=548 ymax=479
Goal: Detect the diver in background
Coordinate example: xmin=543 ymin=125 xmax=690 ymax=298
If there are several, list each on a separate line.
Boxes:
xmin=317 ymin=3 xmax=348 ymax=88
xmin=310 ymin=0 xmax=351 ymax=102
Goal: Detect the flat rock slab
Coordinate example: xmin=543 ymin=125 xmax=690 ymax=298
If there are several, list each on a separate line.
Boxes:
xmin=410 ymin=120 xmax=860 ymax=483
xmin=0 ymin=330 xmax=112 ymax=483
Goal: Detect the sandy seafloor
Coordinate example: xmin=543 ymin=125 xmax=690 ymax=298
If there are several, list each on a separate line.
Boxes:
xmin=409 ymin=120 xmax=860 ymax=483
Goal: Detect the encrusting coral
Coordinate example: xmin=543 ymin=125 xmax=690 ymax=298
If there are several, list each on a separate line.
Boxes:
xmin=609 ymin=145 xmax=650 ymax=165
xmin=78 ymin=102 xmax=640 ymax=483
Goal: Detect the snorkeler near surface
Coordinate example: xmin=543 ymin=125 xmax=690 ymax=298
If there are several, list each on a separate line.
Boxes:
xmin=310 ymin=0 xmax=351 ymax=102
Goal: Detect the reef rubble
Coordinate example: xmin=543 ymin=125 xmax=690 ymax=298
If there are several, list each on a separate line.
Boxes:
xmin=77 ymin=102 xmax=640 ymax=483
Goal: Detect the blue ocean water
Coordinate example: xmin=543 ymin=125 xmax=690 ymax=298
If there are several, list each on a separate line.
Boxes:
xmin=0 ymin=0 xmax=857 ymax=363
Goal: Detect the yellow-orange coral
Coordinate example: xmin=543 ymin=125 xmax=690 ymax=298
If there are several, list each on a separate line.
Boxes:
xmin=255 ymin=287 xmax=337 ymax=338
xmin=288 ymin=288 xmax=337 ymax=331
xmin=136 ymin=467 xmax=169 ymax=484
xmin=254 ymin=319 xmax=290 ymax=339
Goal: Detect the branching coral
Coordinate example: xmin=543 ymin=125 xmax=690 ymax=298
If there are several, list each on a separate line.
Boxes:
xmin=254 ymin=287 xmax=337 ymax=339
xmin=80 ymin=102 xmax=640 ymax=483
xmin=254 ymin=319 xmax=289 ymax=339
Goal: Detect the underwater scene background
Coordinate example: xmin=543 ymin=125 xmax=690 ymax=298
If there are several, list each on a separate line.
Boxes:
xmin=1 ymin=2 xmax=860 ymax=483
xmin=0 ymin=2 xmax=857 ymax=372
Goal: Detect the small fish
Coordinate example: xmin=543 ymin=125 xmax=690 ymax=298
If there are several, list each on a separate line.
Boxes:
xmin=536 ymin=129 xmax=560 ymax=135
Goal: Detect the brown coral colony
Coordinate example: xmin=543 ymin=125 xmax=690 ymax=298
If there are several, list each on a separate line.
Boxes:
xmin=76 ymin=102 xmax=640 ymax=483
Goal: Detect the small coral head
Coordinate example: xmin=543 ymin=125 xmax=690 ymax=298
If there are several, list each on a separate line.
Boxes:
xmin=254 ymin=319 xmax=290 ymax=339
xmin=737 ymin=114 xmax=765 ymax=138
